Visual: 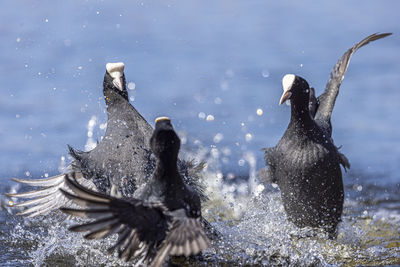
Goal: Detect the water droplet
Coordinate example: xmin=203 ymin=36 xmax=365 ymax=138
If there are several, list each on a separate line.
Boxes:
xmin=127 ymin=82 xmax=136 ymax=90
xmin=220 ymin=80 xmax=229 ymax=90
xmin=210 ymin=148 xmax=219 ymax=158
xmin=245 ymin=133 xmax=253 ymax=142
xmin=238 ymin=159 xmax=245 ymax=166
xmin=198 ymin=112 xmax=206 ymax=119
xmin=227 ymin=173 xmax=235 ymax=179
xmin=25 ymin=171 xmax=30 ymax=177
xmin=16 ymin=37 xmax=21 ymax=43
xmin=225 ymin=69 xmax=234 ymax=78
xmin=213 ymin=133 xmax=223 ymax=143
xmin=77 ymin=66 xmax=83 ymax=70
xmin=261 ymin=69 xmax=270 ymax=78
xmin=222 ymin=147 xmax=231 ymax=156
xmin=99 ymin=123 xmax=107 ymax=130
xmin=206 ymin=114 xmax=215 ymax=121
xmin=214 ymin=97 xmax=222 ymax=104
xmin=256 ymin=108 xmax=263 ymax=116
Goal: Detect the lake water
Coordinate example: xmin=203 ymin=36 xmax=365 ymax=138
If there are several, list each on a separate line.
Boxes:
xmin=0 ymin=1 xmax=399 ymax=266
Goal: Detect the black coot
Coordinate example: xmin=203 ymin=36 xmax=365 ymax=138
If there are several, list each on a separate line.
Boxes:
xmin=263 ymin=33 xmax=391 ymax=237
xmin=6 ymin=62 xmax=206 ymax=217
xmin=60 ymin=117 xmax=210 ymax=267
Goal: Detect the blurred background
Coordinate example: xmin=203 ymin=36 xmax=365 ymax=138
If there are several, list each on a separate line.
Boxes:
xmin=0 ymin=1 xmax=399 ymax=265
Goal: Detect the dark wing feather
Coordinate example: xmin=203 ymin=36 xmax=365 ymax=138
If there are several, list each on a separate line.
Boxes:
xmin=59 ymin=175 xmax=170 ymax=262
xmin=315 ymin=32 xmax=392 ymax=136
xmin=178 ymin=159 xmax=208 ymax=202
xmin=153 ymin=215 xmax=210 ymax=267
xmin=5 ymin=171 xmax=96 ymax=217
xmin=308 ymin=87 xmax=318 ymax=118
xmin=262 ymin=147 xmax=278 ymax=184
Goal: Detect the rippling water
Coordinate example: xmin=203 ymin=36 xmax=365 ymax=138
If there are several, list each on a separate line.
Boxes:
xmin=1 ymin=0 xmax=399 ymax=266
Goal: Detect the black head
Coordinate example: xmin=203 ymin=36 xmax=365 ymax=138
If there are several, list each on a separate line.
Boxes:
xmin=150 ymin=117 xmax=181 ymax=162
xmin=103 ymin=62 xmax=128 ymax=101
xmin=279 ymin=74 xmax=311 ymax=106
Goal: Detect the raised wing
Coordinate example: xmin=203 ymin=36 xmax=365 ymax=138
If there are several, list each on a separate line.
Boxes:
xmin=60 ymin=175 xmax=209 ymax=266
xmin=314 ymin=32 xmax=392 ymax=136
xmin=4 ymin=171 xmax=96 ymax=217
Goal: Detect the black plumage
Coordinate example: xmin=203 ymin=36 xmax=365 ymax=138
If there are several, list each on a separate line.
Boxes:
xmin=6 ymin=62 xmax=206 ymax=217
xmin=60 ymin=117 xmax=210 ymax=267
xmin=264 ymin=33 xmax=391 ymax=237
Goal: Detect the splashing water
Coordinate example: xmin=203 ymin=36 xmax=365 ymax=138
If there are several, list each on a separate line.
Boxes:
xmin=1 ymin=117 xmax=399 ymax=266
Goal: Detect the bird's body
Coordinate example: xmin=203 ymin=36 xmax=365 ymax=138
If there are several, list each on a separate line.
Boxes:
xmin=70 ymin=87 xmax=154 ymax=196
xmin=60 ymin=118 xmax=209 ymax=267
xmin=264 ymin=33 xmax=391 ymax=237
xmin=6 ymin=62 xmax=206 ymax=217
xmin=266 ymin=103 xmax=343 ymax=234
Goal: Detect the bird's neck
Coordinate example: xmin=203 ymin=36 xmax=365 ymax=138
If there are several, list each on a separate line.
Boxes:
xmin=290 ymin=101 xmax=313 ymax=126
xmin=104 ymin=90 xmax=129 ymax=113
xmin=154 ymin=157 xmax=181 ymax=183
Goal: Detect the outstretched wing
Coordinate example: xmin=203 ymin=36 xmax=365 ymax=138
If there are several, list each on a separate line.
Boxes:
xmin=60 ymin=176 xmax=210 ymax=266
xmin=5 ymin=172 xmax=96 ymax=217
xmin=314 ymin=32 xmax=392 ymax=136
xmin=59 ymin=175 xmax=169 ymax=263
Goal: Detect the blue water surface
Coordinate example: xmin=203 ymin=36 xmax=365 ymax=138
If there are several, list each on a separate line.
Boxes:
xmin=0 ymin=1 xmax=399 ymax=265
